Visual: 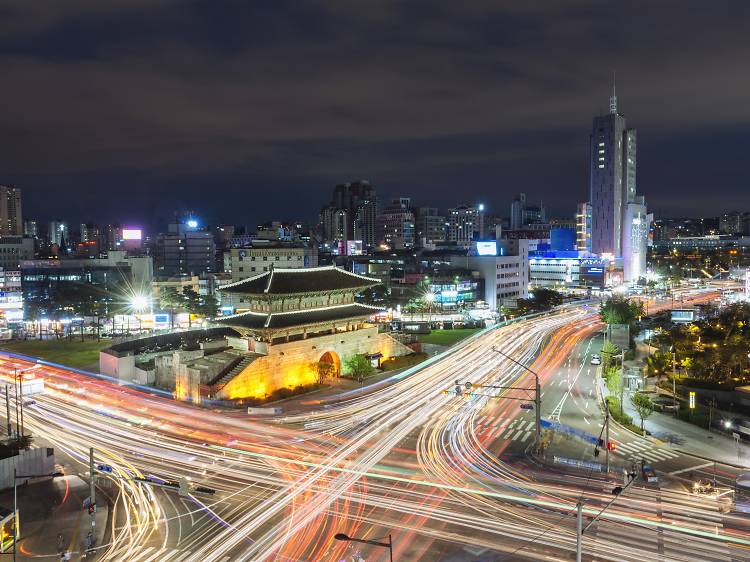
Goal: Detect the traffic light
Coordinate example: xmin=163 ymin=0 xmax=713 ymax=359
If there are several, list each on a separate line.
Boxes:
xmin=88 ymin=503 xmax=96 ymax=515
xmin=593 ymin=448 xmax=600 ymax=458
xmin=606 ymin=441 xmax=616 ymax=451
xmin=597 ymin=438 xmax=605 ymax=447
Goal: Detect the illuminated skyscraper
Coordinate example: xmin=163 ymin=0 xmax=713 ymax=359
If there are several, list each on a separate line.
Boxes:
xmin=588 ymin=83 xmax=650 ymax=281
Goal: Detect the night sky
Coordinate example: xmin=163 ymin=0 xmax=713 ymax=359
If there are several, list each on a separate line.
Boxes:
xmin=2 ymin=1 xmax=748 ymax=231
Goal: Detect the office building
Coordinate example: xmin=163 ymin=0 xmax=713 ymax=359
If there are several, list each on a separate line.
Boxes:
xmin=576 ymin=202 xmax=592 ymax=252
xmin=154 ymin=219 xmax=216 ymax=277
xmin=0 ymin=237 xmax=34 ymax=270
xmin=376 ymin=198 xmax=415 ymax=249
xmin=450 ymin=240 xmax=529 ymax=309
xmin=447 ymin=205 xmax=481 ymax=248
xmin=226 ymin=243 xmax=318 ymax=282
xmin=588 ymin=86 xmax=650 ymax=281
xmin=510 ymin=193 xmax=546 ymax=230
xmin=415 ymin=207 xmax=446 ymax=247
xmin=0 ymin=186 xmax=23 ymax=236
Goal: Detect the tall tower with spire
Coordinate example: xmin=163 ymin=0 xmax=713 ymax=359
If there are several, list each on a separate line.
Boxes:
xmin=588 ymin=80 xmax=649 ymax=282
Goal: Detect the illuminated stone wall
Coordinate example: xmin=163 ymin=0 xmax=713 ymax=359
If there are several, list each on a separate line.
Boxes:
xmin=217 ymin=326 xmax=413 ymax=400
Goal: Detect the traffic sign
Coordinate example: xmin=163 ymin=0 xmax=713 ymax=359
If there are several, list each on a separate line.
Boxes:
xmin=464 ymin=382 xmax=473 ymax=390
xmin=96 ymin=464 xmax=113 ymax=473
xmin=520 ymin=403 xmax=533 ymax=410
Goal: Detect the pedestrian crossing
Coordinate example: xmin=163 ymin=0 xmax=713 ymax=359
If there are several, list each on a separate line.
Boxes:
xmin=590 ymin=488 xmax=733 ymax=562
xmin=130 ymin=546 xmax=229 ymax=562
xmin=612 ymin=437 xmax=680 ymax=464
xmin=473 ymin=415 xmax=534 ymax=443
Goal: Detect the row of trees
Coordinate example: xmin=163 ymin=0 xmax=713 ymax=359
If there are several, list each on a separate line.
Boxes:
xmin=22 ymin=281 xmax=220 ymax=338
xmin=599 ymin=295 xmax=644 ymax=327
xmin=645 ymin=302 xmax=750 ymax=387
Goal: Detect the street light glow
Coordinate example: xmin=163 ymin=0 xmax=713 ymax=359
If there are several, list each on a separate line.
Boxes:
xmin=131 ymin=295 xmax=150 ymax=311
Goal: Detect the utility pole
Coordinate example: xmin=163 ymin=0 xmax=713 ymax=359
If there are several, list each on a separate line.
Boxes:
xmin=708 ymin=397 xmax=717 ymax=432
xmin=535 ymin=375 xmax=541 ymax=451
xmin=18 ymin=373 xmax=24 ymax=439
xmin=5 ymin=385 xmax=11 ymax=437
xmin=577 ymin=470 xmax=638 ymax=561
xmin=89 ymin=447 xmax=96 ymax=531
xmin=490 ymin=346 xmax=542 ymax=452
xmin=576 ymin=501 xmax=583 ymax=562
xmin=671 ymin=346 xmax=677 ymax=415
xmin=605 ymin=399 xmax=610 ymax=474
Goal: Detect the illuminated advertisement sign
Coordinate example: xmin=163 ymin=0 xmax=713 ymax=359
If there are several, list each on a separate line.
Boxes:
xmin=122 ymin=229 xmax=142 ymax=240
xmin=475 ymin=241 xmax=497 ymax=256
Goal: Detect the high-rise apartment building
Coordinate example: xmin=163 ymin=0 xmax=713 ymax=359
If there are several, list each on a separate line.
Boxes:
xmin=588 ymin=86 xmax=650 ymax=281
xmin=0 ymin=186 xmax=23 ymax=236
xmin=321 ymin=181 xmax=378 ymax=247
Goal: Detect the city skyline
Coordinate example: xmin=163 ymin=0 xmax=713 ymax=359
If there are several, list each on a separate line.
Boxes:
xmin=1 ymin=2 xmax=749 ymax=227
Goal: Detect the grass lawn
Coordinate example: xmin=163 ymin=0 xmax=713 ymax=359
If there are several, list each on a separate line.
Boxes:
xmin=0 ymin=339 xmax=110 ymax=369
xmin=417 ymin=328 xmax=481 ymax=347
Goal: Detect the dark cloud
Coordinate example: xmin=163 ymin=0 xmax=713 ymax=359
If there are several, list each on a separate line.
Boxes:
xmin=1 ymin=0 xmax=748 ymax=229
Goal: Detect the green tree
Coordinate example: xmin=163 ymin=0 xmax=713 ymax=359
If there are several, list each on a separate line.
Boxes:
xmin=601 ymin=339 xmax=619 ymax=371
xmin=600 ymin=295 xmax=644 ymax=326
xmin=182 ymin=288 xmax=202 ymax=327
xmin=315 ymin=361 xmax=337 ymax=385
xmin=198 ymin=293 xmax=220 ymax=319
xmin=530 ymin=288 xmax=564 ymax=310
xmin=159 ymin=287 xmax=184 ymax=329
xmin=630 ymin=392 xmax=655 ymax=434
xmin=604 ymin=365 xmax=621 ymax=401
xmin=344 ymin=354 xmax=375 ymax=383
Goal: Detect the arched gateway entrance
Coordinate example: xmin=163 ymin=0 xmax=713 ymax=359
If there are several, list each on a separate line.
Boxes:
xmin=318 ymin=351 xmax=341 ymax=378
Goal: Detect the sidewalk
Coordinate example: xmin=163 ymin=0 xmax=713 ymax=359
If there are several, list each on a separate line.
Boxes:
xmin=0 ymin=473 xmax=108 ymax=560
xmin=620 ymin=390 xmax=750 ymax=468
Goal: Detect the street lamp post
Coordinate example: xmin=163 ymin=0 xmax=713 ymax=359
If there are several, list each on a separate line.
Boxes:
xmin=334 ymin=532 xmax=393 ymax=562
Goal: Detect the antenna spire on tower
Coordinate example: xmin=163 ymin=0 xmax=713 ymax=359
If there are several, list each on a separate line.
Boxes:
xmin=609 ymin=71 xmax=617 ymax=114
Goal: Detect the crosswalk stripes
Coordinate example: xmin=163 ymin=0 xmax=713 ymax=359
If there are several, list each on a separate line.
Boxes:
xmin=590 ymin=489 xmax=733 ymax=562
xmin=612 ymin=438 xmax=680 ymax=463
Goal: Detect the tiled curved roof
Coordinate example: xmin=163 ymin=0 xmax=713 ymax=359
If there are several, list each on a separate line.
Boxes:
xmin=219 ymin=266 xmax=380 ymax=295
xmin=215 ymin=303 xmax=383 ymax=330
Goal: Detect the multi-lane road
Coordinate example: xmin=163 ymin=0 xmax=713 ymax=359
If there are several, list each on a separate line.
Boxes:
xmin=1 ymin=292 xmax=749 ymax=561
